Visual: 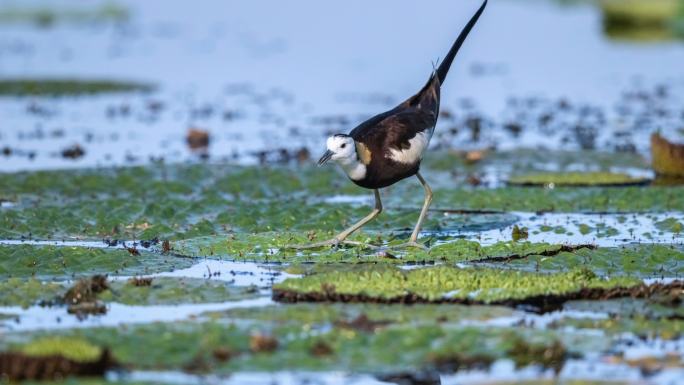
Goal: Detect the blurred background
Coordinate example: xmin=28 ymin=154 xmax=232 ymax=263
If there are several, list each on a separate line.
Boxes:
xmin=1 ymin=0 xmax=683 ymax=172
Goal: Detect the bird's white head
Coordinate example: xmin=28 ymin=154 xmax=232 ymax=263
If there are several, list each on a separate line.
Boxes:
xmin=318 ymin=134 xmax=356 ymax=166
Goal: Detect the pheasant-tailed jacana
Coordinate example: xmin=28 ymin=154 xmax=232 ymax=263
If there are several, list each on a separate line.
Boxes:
xmin=300 ymin=0 xmax=487 ymax=249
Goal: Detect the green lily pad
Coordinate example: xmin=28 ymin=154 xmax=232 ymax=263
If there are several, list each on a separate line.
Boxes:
xmin=0 ymin=278 xmax=65 ymax=308
xmin=507 ymin=172 xmax=650 ymax=187
xmin=0 ymin=79 xmax=152 ymax=96
xmin=0 ymin=3 xmax=129 ymax=27
xmin=214 ymin=302 xmax=515 ymax=326
xmin=0 ymin=276 xmax=260 ymax=308
xmin=554 ymin=315 xmax=683 ymax=341
xmin=655 ymin=217 xmax=684 ymax=233
xmin=172 ymin=235 xmax=588 ymax=264
xmin=498 ymin=244 xmax=684 ymax=278
xmin=0 ymin=245 xmax=197 ymax=279
xmin=100 ymin=277 xmax=260 ymax=306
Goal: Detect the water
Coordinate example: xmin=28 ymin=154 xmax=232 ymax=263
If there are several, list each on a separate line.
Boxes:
xmin=0 ymin=297 xmax=273 ymax=332
xmin=113 ymin=259 xmax=299 ymax=286
xmin=1 ymin=0 xmax=683 ymax=171
xmin=122 ymin=362 xmax=684 ymax=385
xmin=447 ymin=211 xmax=684 ymax=247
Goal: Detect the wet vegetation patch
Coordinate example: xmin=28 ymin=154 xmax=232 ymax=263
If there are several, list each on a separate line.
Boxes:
xmin=565 ymin=297 xmax=684 ymax=322
xmin=0 ymin=245 xmax=197 ymax=279
xmin=215 ymin=302 xmax=515 ymax=326
xmin=0 ymin=278 xmax=65 ymax=308
xmin=1 ymin=163 xmax=683 ymax=242
xmin=600 ymin=0 xmax=683 ymax=42
xmin=271 ymin=266 xmax=670 ymax=312
xmin=2 ymin=161 xmax=684 ymax=239
xmin=100 ymin=277 xmax=261 ymax=306
xmin=425 ymin=149 xmax=651 ymax=176
xmin=0 ymin=2 xmax=129 ymax=27
xmin=174 ymin=235 xmax=593 ymax=264
xmin=1 ymin=337 xmax=114 ymax=381
xmin=0 ymin=276 xmax=256 ymax=308
xmin=430 ymin=240 xmax=595 ymax=263
xmin=437 ymin=185 xmax=684 ymax=212
xmin=429 ymin=334 xmax=568 ymax=374
xmin=655 ymin=217 xmax=684 ymax=233
xmin=506 ymin=172 xmax=650 ymax=187
xmin=554 ymin=315 xmax=684 ymax=341
xmin=13 ymin=321 xmax=579 ymax=374
xmin=500 ymin=244 xmax=684 ymax=278
xmin=0 ymin=79 xmax=153 ymax=97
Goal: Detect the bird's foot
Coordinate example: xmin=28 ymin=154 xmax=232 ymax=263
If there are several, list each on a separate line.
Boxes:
xmin=388 ymin=241 xmax=429 ymax=251
xmin=284 ymin=238 xmax=379 ymax=250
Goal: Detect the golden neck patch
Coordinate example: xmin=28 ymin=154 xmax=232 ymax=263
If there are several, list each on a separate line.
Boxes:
xmin=355 ymin=141 xmax=372 ymax=165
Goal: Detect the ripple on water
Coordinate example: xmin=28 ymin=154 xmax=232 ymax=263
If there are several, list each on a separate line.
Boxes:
xmin=114 ymin=259 xmax=300 ymax=286
xmin=0 ymin=297 xmax=273 ymax=332
xmin=120 ymin=360 xmax=684 ymax=385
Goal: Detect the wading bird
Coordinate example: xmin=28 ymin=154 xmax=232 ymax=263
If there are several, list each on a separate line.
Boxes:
xmin=300 ymin=0 xmax=487 ymax=249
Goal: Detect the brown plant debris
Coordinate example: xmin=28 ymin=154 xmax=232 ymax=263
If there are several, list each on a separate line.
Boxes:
xmin=61 ymin=144 xmax=85 ymax=159
xmin=125 ymin=245 xmax=140 ymax=256
xmin=0 ymin=350 xmax=113 ymax=381
xmin=428 ymin=351 xmax=495 ymax=372
xmin=162 ymin=239 xmax=172 ymax=253
xmin=127 ymin=276 xmax=153 ymax=287
xmin=309 ymin=340 xmax=334 ymax=357
xmin=249 ymin=333 xmax=278 ymax=353
xmin=186 ymin=128 xmax=210 ymax=149
xmin=212 ymin=347 xmax=234 ymax=363
xmin=376 ymin=372 xmax=442 ymax=385
xmin=509 ymin=337 xmax=567 ymax=374
xmin=334 ymin=314 xmax=392 ymax=333
xmin=651 ymin=133 xmax=684 ymax=177
xmin=63 ymin=275 xmax=108 ymax=305
xmin=62 ymin=275 xmax=109 ymax=317
xmin=66 ymin=302 xmax=107 ymax=317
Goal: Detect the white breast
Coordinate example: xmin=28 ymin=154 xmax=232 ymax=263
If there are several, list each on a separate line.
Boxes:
xmin=387 ymin=130 xmax=431 ymax=164
xmin=340 ymin=160 xmax=367 ymax=181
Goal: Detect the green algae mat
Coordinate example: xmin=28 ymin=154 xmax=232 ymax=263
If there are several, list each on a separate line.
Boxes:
xmin=1 ymin=152 xmax=684 ymax=381
xmin=1 ymin=153 xmax=683 ymax=240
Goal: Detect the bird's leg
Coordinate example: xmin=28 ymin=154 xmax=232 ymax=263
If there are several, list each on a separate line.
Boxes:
xmin=286 ymin=189 xmax=382 ymax=249
xmin=393 ymin=172 xmax=432 ymax=250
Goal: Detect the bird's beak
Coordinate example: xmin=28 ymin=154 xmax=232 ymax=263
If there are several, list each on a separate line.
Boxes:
xmin=317 ymin=150 xmax=333 ymax=166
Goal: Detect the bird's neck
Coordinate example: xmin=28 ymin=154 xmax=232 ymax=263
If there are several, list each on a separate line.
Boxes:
xmin=338 ymin=157 xmax=367 ymax=181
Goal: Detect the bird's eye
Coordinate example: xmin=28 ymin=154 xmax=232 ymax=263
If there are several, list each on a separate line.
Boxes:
xmin=340 ymin=143 xmax=346 ymax=149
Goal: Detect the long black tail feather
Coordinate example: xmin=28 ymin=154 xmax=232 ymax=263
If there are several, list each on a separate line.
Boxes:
xmin=436 ymin=0 xmax=488 ymax=85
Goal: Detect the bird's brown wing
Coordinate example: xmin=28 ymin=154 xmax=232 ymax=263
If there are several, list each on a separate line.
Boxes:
xmin=353 ymin=107 xmax=437 ymax=158
xmin=350 ymin=75 xmax=440 ymax=154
